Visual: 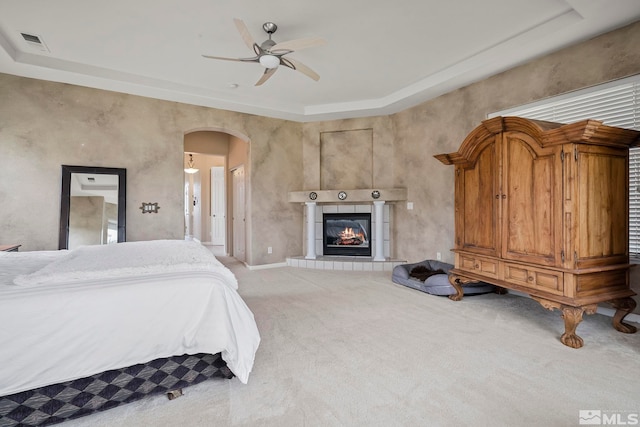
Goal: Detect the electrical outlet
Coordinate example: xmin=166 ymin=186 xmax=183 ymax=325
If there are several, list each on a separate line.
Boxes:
xmin=268 ymin=246 xmax=273 ymax=254
xmin=436 ymin=252 xmax=442 ymax=261
xmin=407 ymin=202 xmax=414 ymax=210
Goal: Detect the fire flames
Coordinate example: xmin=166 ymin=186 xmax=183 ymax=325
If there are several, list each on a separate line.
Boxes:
xmin=337 ymin=227 xmax=365 ymax=245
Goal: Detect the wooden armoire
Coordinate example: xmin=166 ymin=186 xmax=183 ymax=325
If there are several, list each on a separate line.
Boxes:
xmin=435 ymin=116 xmax=640 ymax=348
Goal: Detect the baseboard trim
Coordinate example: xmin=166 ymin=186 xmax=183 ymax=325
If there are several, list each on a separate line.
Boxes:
xmin=245 ymin=262 xmax=288 ymax=271
xmin=508 ymin=290 xmax=640 ymax=324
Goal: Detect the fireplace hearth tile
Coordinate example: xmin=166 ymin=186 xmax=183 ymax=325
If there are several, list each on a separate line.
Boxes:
xmin=286 ymin=256 xmax=407 ymax=272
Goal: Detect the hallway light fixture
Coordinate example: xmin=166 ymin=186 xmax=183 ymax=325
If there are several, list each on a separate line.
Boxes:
xmin=184 ymin=153 xmax=199 ymax=174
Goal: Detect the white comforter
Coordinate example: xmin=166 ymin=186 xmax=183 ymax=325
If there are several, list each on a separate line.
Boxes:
xmin=0 ymin=240 xmax=260 ymax=396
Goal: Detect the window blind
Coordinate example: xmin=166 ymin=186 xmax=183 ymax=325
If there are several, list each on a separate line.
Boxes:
xmin=490 ymin=75 xmax=640 ymax=256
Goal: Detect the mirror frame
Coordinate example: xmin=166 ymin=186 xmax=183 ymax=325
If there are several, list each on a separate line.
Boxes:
xmin=59 ymin=165 xmax=127 ymax=250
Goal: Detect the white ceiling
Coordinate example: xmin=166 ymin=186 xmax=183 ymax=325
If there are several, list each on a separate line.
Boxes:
xmin=1 ymin=0 xmax=639 ymax=122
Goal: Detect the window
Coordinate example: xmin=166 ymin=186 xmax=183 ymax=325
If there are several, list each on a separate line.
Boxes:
xmin=490 ymin=75 xmax=640 ymax=257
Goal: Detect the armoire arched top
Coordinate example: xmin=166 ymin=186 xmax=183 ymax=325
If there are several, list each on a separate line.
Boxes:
xmin=434 ymin=116 xmax=640 ymax=166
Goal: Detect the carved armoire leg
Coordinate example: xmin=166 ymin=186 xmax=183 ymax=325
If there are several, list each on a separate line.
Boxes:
xmin=533 ymin=298 xmax=597 ymax=349
xmin=447 ymin=275 xmax=465 ymax=301
xmin=447 ymin=275 xmax=482 ymax=301
xmin=610 ymin=297 xmax=638 ymax=334
xmin=560 ymin=306 xmax=587 ymax=349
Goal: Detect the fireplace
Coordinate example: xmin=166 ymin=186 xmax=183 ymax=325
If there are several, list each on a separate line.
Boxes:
xmin=323 ymin=213 xmax=372 ymax=257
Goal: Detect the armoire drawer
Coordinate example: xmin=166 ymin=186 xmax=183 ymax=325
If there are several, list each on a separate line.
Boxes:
xmin=457 ymin=254 xmax=499 ymax=279
xmin=504 ymin=263 xmax=563 ymax=294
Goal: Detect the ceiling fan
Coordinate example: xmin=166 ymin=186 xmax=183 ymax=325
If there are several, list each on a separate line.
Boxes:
xmin=202 ymin=19 xmax=326 ymax=86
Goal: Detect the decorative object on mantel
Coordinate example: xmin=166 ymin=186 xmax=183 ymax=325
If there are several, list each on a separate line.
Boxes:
xmin=337 ymin=191 xmax=347 ymax=200
xmin=140 ymin=202 xmax=160 ymax=214
xmin=371 ymin=190 xmax=380 ymax=199
xmin=309 ymin=192 xmax=317 ymax=200
xmin=288 ymin=188 xmax=407 ymax=204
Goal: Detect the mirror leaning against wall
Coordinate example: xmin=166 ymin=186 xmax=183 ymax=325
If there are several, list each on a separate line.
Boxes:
xmin=59 ymin=165 xmax=126 ymax=250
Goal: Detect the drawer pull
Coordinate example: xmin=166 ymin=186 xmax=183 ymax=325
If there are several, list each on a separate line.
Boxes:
xmin=528 ymin=276 xmax=534 ymax=282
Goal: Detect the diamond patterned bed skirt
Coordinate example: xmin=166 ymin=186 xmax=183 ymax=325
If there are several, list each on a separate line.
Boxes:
xmin=0 ymin=353 xmax=233 ymax=427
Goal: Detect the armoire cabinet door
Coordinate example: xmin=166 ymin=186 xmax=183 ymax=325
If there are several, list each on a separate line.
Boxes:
xmin=501 ymin=132 xmax=562 ymax=266
xmin=455 ymin=136 xmax=500 ymax=257
xmin=574 ymin=144 xmax=629 ymax=268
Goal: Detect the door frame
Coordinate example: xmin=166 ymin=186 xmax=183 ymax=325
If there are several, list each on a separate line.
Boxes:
xmin=231 ymin=165 xmax=246 ymax=262
xmin=210 ymin=166 xmax=226 ymax=251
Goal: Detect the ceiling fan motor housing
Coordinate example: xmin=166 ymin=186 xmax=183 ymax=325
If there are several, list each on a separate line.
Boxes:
xmin=261 ymin=39 xmax=276 ymax=51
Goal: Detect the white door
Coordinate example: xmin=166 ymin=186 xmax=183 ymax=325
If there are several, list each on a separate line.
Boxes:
xmin=232 ymin=166 xmax=246 ymax=262
xmin=184 ymin=173 xmax=192 ymax=239
xmin=211 ymin=166 xmax=226 ymax=246
xmin=192 ymin=171 xmax=202 ymax=242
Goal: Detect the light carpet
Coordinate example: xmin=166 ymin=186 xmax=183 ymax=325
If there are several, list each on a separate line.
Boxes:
xmin=64 ymin=257 xmax=640 ymax=426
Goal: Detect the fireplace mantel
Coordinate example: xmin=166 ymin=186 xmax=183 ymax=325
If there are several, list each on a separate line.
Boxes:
xmin=288 ymin=188 xmax=407 ymax=204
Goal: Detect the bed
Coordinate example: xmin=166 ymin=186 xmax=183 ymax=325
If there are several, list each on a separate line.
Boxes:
xmin=0 ymin=240 xmax=260 ymax=426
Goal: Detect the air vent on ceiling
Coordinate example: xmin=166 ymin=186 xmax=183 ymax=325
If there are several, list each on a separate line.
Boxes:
xmin=20 ymin=32 xmax=50 ymax=52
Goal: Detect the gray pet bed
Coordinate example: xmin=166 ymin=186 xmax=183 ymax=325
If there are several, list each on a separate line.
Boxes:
xmin=391 ymin=259 xmax=495 ymax=296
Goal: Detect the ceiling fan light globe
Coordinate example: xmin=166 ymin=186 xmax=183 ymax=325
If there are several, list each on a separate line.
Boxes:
xmin=259 ymin=55 xmax=280 ymax=69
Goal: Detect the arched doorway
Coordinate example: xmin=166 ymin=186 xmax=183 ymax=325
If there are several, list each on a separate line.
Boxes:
xmin=183 ymin=129 xmax=249 ymax=261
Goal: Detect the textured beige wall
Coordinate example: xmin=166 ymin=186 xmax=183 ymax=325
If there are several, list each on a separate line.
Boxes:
xmin=302 ymin=116 xmax=395 ymax=190
xmin=320 ymin=129 xmax=374 ymax=189
xmin=0 ymin=75 xmax=302 ymax=264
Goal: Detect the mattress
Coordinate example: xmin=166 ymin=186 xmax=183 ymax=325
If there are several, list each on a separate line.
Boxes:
xmin=0 ymin=240 xmax=260 ymax=397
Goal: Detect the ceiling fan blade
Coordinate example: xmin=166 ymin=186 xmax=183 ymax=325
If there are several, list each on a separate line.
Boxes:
xmin=281 ymin=57 xmax=320 ymax=81
xmin=271 ymin=37 xmax=326 ymax=53
xmin=255 ymin=68 xmax=277 ymax=86
xmin=234 ymin=18 xmax=260 ymax=54
xmin=202 ymin=54 xmax=259 ymax=63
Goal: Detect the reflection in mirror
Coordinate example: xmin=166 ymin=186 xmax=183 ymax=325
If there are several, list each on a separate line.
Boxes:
xmin=59 ymin=166 xmax=126 ymax=250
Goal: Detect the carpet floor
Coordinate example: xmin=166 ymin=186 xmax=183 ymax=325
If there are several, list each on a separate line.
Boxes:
xmin=63 ymin=257 xmax=640 ymax=426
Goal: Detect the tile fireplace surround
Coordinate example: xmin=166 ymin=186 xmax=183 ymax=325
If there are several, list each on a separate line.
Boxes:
xmin=287 ymin=188 xmax=407 ymax=270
